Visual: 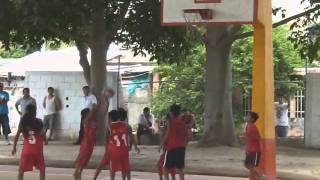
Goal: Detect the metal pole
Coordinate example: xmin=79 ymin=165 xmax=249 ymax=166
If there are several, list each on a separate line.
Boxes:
xmin=304 ymin=56 xmax=308 ymax=143
xmin=117 ymin=56 xmax=120 ymax=108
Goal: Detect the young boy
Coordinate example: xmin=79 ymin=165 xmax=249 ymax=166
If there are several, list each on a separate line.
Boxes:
xmin=93 ymin=108 xmax=138 ymax=180
xmin=73 ymin=108 xmax=97 ymax=180
xmin=244 ymin=112 xmax=265 ymax=180
xmin=158 ymin=125 xmax=176 ymax=180
xmin=12 ymin=105 xmax=46 ymax=180
xmin=160 ymin=104 xmax=188 ymax=180
xmin=108 ymin=110 xmax=139 ymax=180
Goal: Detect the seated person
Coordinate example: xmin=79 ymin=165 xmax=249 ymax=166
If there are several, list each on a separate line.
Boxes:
xmin=137 ymin=107 xmax=155 ymax=144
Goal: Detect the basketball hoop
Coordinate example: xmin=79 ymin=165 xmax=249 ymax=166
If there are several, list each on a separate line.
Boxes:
xmin=182 ymin=9 xmax=213 ymax=40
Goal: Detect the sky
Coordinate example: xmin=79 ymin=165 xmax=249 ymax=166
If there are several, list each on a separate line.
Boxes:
xmin=272 ymin=0 xmax=309 ymax=21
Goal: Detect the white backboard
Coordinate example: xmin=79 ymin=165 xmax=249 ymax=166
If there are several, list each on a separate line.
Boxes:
xmin=161 ymin=0 xmax=257 ymax=26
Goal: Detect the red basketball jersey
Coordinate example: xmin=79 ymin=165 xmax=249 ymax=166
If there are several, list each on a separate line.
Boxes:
xmin=108 ymin=121 xmax=129 ymax=152
xmin=166 ymin=117 xmax=187 ymax=150
xmin=22 ymin=130 xmax=44 ymax=155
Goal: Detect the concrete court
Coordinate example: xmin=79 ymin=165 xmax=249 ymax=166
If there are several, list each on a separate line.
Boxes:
xmin=0 ymin=165 xmax=246 ymax=180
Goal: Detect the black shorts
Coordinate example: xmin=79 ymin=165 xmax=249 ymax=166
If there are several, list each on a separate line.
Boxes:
xmin=164 ymin=147 xmax=186 ymax=169
xmin=245 ymin=152 xmax=261 ymax=167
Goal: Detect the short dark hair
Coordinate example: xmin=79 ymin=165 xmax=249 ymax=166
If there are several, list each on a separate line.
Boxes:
xmin=143 ymin=107 xmax=150 ymax=113
xmin=118 ymin=108 xmax=127 ymax=122
xmin=23 ymin=88 xmax=30 ymax=93
xmin=248 ymin=111 xmax=259 ymax=123
xmin=170 ymin=104 xmax=181 ymax=117
xmin=82 ymin=86 xmax=89 ymax=90
xmin=48 ymin=87 xmax=54 ymax=91
xmin=109 ymin=110 xmax=119 ymax=122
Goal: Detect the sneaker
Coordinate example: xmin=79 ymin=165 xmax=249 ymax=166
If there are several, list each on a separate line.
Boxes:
xmin=259 ymin=174 xmax=266 ymax=180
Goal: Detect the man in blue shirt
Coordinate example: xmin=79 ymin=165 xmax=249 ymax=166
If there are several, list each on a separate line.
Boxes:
xmin=0 ymin=82 xmax=11 ymax=145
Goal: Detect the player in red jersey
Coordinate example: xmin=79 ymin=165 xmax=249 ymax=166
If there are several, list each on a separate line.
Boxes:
xmin=73 ymin=107 xmax=97 ymax=180
xmin=160 ymin=104 xmax=188 ymax=180
xmin=158 ymin=118 xmax=176 ymax=180
xmin=244 ymin=112 xmax=265 ymax=180
xmin=108 ymin=110 xmax=139 ymax=180
xmin=92 ymin=107 xmax=137 ymax=180
xmin=12 ymin=105 xmax=46 ymax=180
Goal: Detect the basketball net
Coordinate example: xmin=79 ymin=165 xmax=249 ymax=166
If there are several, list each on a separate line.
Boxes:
xmin=183 ymin=9 xmax=213 ymax=41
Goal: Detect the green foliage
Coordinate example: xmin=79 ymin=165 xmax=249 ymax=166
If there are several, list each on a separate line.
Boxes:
xmin=289 ymin=0 xmax=320 ymax=62
xmin=151 ymin=45 xmax=206 ymax=131
xmin=0 ymin=0 xmax=193 ymax=64
xmin=233 ymin=25 xmax=305 ymax=96
xmin=152 ymin=26 xmax=305 ymax=131
xmin=0 ymin=45 xmax=28 ymax=58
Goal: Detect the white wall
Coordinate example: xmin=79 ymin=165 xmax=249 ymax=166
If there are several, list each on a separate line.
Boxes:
xmin=305 ymin=73 xmax=320 ymax=148
xmin=24 ymin=71 xmax=118 ymax=140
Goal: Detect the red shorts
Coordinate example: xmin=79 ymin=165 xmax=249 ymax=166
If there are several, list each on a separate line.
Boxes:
xmin=19 ymin=154 xmax=45 ymax=172
xmin=75 ymin=141 xmax=95 ymax=168
xmin=99 ymin=151 xmax=110 ymax=166
xmin=158 ymin=153 xmax=176 ymax=175
xmin=109 ymin=149 xmax=130 ymax=173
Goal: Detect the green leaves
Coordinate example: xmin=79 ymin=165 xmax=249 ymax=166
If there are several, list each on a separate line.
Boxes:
xmin=289 ymin=1 xmax=320 ymax=62
xmin=151 ymin=45 xmax=205 ymax=130
xmin=233 ymin=25 xmax=305 ymax=96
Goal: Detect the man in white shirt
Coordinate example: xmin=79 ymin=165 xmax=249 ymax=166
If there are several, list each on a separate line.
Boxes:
xmin=275 ymin=96 xmax=289 ymax=137
xmin=74 ymin=86 xmax=97 ymax=145
xmin=43 ymin=87 xmax=62 ymax=142
xmin=137 ymin=107 xmax=154 ymax=144
xmin=15 ymin=88 xmax=37 ymax=116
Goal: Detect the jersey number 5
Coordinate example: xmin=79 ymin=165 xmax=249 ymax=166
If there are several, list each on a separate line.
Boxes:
xmin=28 ymin=131 xmax=36 ymax=144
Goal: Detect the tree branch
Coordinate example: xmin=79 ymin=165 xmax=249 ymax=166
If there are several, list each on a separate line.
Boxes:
xmin=44 ymin=23 xmax=88 ymax=43
xmin=234 ymin=6 xmax=320 ymax=40
xmin=76 ymin=40 xmax=91 ymax=84
xmin=105 ymin=1 xmax=132 ymax=41
xmin=79 ymin=11 xmax=91 ymax=37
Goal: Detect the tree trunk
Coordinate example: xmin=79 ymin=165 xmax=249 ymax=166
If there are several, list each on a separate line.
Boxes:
xmin=76 ymin=41 xmax=91 ymax=84
xmin=198 ymin=26 xmax=236 ymax=146
xmin=90 ymin=41 xmax=108 ymax=144
xmin=89 ymin=1 xmax=108 ymax=144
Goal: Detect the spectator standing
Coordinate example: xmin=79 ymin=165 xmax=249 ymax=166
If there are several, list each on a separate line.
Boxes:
xmin=0 ymin=82 xmax=11 ymax=145
xmin=74 ymin=86 xmax=97 ymax=145
xmin=15 ymin=88 xmax=37 ymax=116
xmin=43 ymin=87 xmax=62 ymax=141
xmin=275 ymin=96 xmax=289 ymax=137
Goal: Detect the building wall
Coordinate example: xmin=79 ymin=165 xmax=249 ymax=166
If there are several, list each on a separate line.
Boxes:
xmin=305 ymin=73 xmax=320 ymax=148
xmin=24 ymin=71 xmax=118 ymax=140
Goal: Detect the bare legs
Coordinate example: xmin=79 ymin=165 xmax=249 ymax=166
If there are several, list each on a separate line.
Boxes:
xmin=17 ymin=171 xmax=23 ymax=180
xmin=176 ymin=169 xmax=184 ymax=180
xmin=73 ymin=164 xmax=83 ymax=180
xmin=17 ymin=170 xmax=45 ymax=180
xmin=164 ymin=168 xmax=179 ymax=180
xmin=40 ymin=170 xmax=45 ymax=180
xmin=92 ymin=164 xmax=104 ymax=180
xmin=110 ymin=171 xmax=130 ymax=180
xmin=246 ymin=165 xmax=264 ymax=180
